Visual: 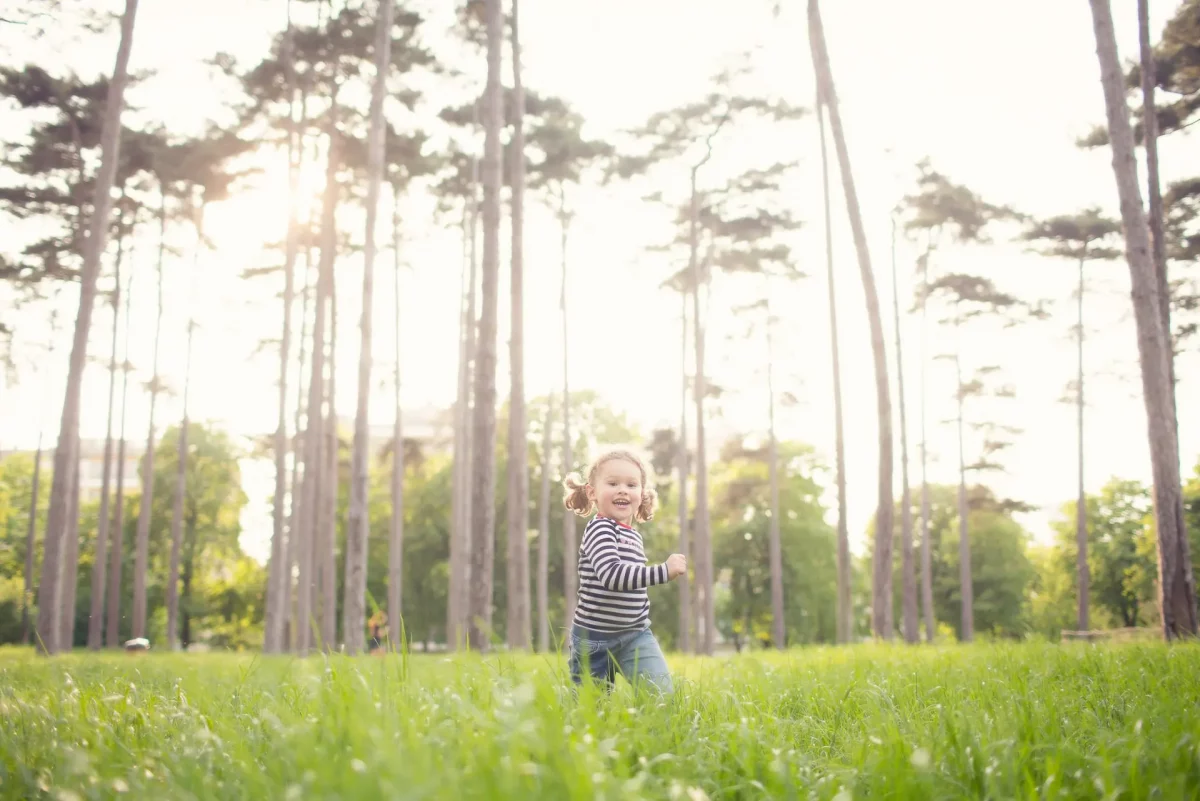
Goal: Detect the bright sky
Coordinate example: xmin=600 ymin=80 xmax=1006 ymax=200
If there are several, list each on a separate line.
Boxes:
xmin=2 ymin=0 xmax=1198 ymax=562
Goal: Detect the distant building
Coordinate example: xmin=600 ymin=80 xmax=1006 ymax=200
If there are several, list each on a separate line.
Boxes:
xmin=7 ymin=404 xmax=453 ymax=504
xmin=77 ymin=438 xmax=143 ymax=503
xmin=336 ymin=404 xmax=454 ymax=460
xmin=11 ymin=439 xmax=145 ymax=505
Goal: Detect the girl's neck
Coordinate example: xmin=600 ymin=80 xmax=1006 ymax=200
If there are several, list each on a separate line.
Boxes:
xmin=596 ymin=514 xmax=635 ymax=530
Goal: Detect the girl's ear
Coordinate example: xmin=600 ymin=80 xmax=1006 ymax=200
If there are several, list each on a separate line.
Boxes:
xmin=584 ymin=483 xmax=596 ymax=502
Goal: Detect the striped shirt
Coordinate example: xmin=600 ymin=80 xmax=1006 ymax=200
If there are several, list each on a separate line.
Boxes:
xmin=573 ymin=516 xmax=669 ymax=632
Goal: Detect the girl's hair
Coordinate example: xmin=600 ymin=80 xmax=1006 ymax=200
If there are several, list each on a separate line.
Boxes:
xmin=563 ymin=448 xmax=658 ymax=523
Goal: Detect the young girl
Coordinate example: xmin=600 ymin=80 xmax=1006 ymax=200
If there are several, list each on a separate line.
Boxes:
xmin=563 ymin=448 xmax=687 ymax=694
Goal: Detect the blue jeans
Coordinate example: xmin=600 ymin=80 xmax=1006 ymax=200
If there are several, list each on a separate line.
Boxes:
xmin=568 ymin=625 xmax=673 ymax=695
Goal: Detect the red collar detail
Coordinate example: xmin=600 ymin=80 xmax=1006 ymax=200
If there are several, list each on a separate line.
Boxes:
xmin=596 ymin=515 xmax=636 ymax=531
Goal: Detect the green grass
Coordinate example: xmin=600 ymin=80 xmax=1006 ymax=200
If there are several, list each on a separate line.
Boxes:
xmin=1 ymin=642 xmax=1198 ymax=800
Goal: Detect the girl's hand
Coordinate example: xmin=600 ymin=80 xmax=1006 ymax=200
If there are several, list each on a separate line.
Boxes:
xmin=666 ymin=553 xmax=687 ymax=580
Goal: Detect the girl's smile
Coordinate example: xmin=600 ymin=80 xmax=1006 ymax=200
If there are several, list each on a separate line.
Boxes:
xmin=587 ymin=457 xmax=643 ymax=526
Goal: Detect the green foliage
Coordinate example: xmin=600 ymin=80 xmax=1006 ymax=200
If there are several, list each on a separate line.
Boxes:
xmin=344 ymin=391 xmax=643 ymax=649
xmin=0 ymin=453 xmax=50 ymax=642
xmin=0 ymin=453 xmax=49 ymax=582
xmin=1184 ymin=458 xmax=1200 ymax=562
xmin=709 ymin=440 xmax=837 ymax=649
xmin=227 ymin=0 xmax=437 ymax=224
xmin=0 ymin=66 xmax=130 ymax=284
xmin=88 ymin=422 xmax=248 ymax=650
xmin=5 ymin=390 xmax=1196 ymax=655
xmin=433 ymin=90 xmax=613 ymax=222
xmin=525 ymin=102 xmax=615 ymax=199
xmin=1049 ymin=479 xmax=1155 ymax=629
xmin=924 ymin=273 xmax=1018 ymax=322
xmin=869 ymin=484 xmax=1034 ymax=639
xmin=901 ymin=161 xmax=1019 ymax=244
xmin=614 ymin=86 xmax=805 ymax=180
xmin=150 ymin=424 xmax=247 ymax=561
xmin=936 ymin=503 xmax=1034 ymax=639
xmin=0 ymin=423 xmax=249 ymax=649
xmin=1021 ymin=207 xmax=1123 ymax=262
xmin=364 ymin=451 xmax=453 ymax=648
xmin=1028 ymin=544 xmax=1078 ymax=638
xmin=341 ymin=125 xmax=439 ymax=197
xmin=232 ymin=3 xmax=432 ymax=124
xmin=1075 ymin=0 xmax=1200 ymax=345
xmin=1164 ymin=178 xmax=1200 ymax=347
xmin=1035 ymin=472 xmax=1200 ymax=638
xmin=1127 ymin=0 xmax=1200 ymax=138
xmin=191 ymin=556 xmax=267 ymax=650
xmin=656 ymin=161 xmax=803 ymax=292
xmin=153 ymin=129 xmax=255 ymax=210
xmin=1166 ymin=177 xmax=1200 ymax=262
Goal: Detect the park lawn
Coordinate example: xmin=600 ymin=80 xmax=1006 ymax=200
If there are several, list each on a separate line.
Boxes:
xmin=0 ymin=641 xmax=1197 ymax=800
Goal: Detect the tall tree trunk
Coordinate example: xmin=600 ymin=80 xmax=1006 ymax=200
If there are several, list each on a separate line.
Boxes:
xmin=689 ymin=173 xmax=714 ymax=656
xmin=1076 ymin=253 xmax=1089 ymax=632
xmin=180 ymin=512 xmax=196 ymax=650
xmin=892 ymin=217 xmax=917 ymax=643
xmin=815 ymin=84 xmax=852 ymax=645
xmin=302 ymin=299 xmax=327 ymax=655
xmin=35 ymin=0 xmax=139 ymax=654
xmin=453 ymin=184 xmax=481 ymax=649
xmin=345 ymin=0 xmax=393 ymax=656
xmin=808 ymin=0 xmax=894 ymax=642
xmin=266 ymin=0 xmax=301 ymax=655
xmin=21 ymin=434 xmax=43 ymax=645
xmin=165 ymin=320 xmax=195 ymax=651
xmin=283 ymin=86 xmax=318 ymax=654
xmin=180 ymin=574 xmax=192 ymax=647
xmin=676 ymin=286 xmax=692 ymax=652
xmin=506 ymin=0 xmax=530 ymax=651
xmin=536 ymin=396 xmax=552 ymax=652
xmin=450 ymin=103 xmax=482 ymax=651
xmin=132 ymin=191 xmax=166 ymax=642
xmin=1089 ymin=0 xmax=1197 ymax=638
xmin=297 ymin=125 xmax=337 ymax=656
xmin=320 ymin=261 xmax=338 ymax=649
xmin=106 ymin=362 xmax=133 ymax=642
xmin=559 ymin=201 xmax=577 ymax=627
xmin=765 ymin=295 xmax=784 ymax=650
xmin=58 ymin=457 xmax=81 ymax=650
xmin=953 ymin=320 xmax=973 ymax=642
xmin=1138 ymin=0 xmax=1172 ymax=383
xmin=285 ymin=250 xmax=314 ymax=652
xmin=919 ymin=244 xmax=935 ymax=642
xmin=166 ymin=202 xmax=202 ymax=651
xmin=388 ymin=188 xmax=404 ymax=646
xmin=87 ymin=221 xmax=127 ymax=650
xmin=105 ymin=268 xmax=135 ymax=648
xmin=468 ymin=0 xmax=503 ymax=651
xmin=1137 ymin=0 xmax=1191 ymax=622
xmin=448 ymin=204 xmax=475 ymax=649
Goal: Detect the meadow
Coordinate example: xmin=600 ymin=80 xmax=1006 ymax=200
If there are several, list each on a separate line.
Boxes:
xmin=1 ymin=642 xmax=1198 ymax=800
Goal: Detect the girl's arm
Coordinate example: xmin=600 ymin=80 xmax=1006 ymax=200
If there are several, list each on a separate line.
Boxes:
xmin=580 ymin=518 xmax=669 ymax=592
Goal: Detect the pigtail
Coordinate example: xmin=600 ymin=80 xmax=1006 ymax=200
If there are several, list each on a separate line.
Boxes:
xmin=563 ymin=472 xmax=594 ymax=517
xmin=636 ymin=485 xmax=658 ymax=523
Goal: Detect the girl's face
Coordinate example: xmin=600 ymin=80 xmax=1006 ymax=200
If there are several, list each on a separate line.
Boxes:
xmin=587 ymin=458 xmax=643 ymax=526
